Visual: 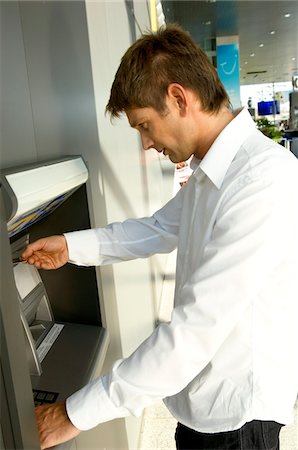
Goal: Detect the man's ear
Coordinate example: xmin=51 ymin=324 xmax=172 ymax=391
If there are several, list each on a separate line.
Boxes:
xmin=167 ymin=83 xmax=187 ymax=115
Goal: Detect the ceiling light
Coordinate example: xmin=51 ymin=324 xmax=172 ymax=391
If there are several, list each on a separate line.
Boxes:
xmin=259 ymin=43 xmax=264 ymax=48
xmin=292 ymin=57 xmax=296 ymax=61
xmin=250 ymin=53 xmax=255 ymax=57
xmin=270 ymin=30 xmax=276 ymax=35
xmin=284 ymin=13 xmax=291 ymax=18
xmin=244 ymin=61 xmax=248 ymax=65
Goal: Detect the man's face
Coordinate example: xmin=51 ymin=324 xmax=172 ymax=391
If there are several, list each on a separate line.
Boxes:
xmin=126 ymin=101 xmax=194 ymax=163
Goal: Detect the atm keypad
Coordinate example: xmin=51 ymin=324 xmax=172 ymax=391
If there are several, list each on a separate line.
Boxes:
xmin=33 ymin=389 xmax=59 ymax=406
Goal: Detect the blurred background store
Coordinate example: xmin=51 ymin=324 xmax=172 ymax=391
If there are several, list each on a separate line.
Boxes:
xmin=165 ymin=0 xmax=298 ymax=185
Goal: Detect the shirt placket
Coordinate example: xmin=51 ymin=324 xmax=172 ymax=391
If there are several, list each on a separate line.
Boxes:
xmin=177 ymin=171 xmax=206 ymax=294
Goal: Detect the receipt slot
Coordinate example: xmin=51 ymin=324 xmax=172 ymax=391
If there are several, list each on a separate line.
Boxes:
xmin=1 ymin=157 xmax=109 ymax=440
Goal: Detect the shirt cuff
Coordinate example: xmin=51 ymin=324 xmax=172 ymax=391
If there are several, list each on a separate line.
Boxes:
xmin=64 ymin=230 xmax=100 ymax=266
xmin=66 ymin=376 xmax=129 ymax=430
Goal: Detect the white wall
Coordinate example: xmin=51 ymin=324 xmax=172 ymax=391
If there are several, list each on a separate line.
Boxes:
xmin=1 ymin=1 xmax=173 ymax=448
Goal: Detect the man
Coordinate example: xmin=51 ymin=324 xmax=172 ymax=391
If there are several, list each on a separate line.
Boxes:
xmin=22 ymin=25 xmax=298 ymax=450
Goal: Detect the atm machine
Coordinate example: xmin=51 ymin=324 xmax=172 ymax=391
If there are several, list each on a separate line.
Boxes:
xmin=1 ymin=156 xmax=109 ymax=449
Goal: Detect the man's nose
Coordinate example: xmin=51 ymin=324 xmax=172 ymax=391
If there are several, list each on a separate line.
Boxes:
xmin=141 ymin=135 xmax=155 ymax=151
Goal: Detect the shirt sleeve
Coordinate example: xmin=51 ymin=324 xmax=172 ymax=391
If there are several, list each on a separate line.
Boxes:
xmin=64 ymin=186 xmax=185 ymax=266
xmin=66 ymin=172 xmax=292 ymax=430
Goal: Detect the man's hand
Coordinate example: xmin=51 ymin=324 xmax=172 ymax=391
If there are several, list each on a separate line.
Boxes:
xmin=21 ymin=235 xmax=69 ymax=270
xmin=35 ymin=402 xmax=81 ymax=449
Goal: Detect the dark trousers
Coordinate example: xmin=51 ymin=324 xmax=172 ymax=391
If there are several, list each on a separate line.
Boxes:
xmin=175 ymin=420 xmax=283 ymax=450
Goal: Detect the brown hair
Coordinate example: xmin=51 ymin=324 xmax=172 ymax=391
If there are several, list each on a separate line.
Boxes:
xmin=106 ymin=24 xmax=229 ymax=118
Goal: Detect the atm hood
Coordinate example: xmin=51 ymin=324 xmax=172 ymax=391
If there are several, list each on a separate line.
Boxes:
xmin=1 ymin=156 xmax=88 ymax=238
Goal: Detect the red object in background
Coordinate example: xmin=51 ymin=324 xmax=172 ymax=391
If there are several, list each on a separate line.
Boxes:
xmin=175 ymin=160 xmax=192 ymax=186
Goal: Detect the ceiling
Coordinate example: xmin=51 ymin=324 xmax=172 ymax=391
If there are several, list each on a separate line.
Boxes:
xmin=162 ymin=0 xmax=298 ymax=86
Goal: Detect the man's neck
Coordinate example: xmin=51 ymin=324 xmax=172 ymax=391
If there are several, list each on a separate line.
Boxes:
xmin=193 ymin=107 xmax=235 ymax=160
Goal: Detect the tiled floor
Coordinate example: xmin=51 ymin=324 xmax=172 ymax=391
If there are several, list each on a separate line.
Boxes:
xmin=139 ymin=402 xmax=177 ymax=450
xmin=139 ymin=252 xmax=298 ymax=450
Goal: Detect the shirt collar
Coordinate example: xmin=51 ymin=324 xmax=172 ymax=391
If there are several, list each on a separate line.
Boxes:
xmin=191 ymin=108 xmax=257 ymax=189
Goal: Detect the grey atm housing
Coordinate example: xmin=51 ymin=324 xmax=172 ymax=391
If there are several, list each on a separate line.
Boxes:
xmin=1 ymin=157 xmax=108 ymax=449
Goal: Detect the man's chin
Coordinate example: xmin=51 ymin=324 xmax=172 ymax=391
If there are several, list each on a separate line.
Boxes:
xmin=169 ymin=155 xmax=186 ymax=164
xmin=168 ymin=154 xmax=180 ymax=164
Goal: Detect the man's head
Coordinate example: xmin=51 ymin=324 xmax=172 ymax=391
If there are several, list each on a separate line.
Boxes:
xmin=106 ymin=24 xmax=229 ymax=118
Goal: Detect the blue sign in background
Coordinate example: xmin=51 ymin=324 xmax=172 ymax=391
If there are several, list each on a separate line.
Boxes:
xmin=217 ymin=43 xmax=241 ymax=109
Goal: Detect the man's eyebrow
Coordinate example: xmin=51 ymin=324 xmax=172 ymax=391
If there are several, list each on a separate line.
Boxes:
xmin=130 ymin=118 xmax=147 ymax=128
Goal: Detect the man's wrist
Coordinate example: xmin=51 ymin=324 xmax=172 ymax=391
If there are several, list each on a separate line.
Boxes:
xmin=66 ymin=376 xmax=128 ymax=430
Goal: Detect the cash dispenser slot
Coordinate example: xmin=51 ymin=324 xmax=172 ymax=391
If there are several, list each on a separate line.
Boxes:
xmin=1 ymin=157 xmax=109 ymax=445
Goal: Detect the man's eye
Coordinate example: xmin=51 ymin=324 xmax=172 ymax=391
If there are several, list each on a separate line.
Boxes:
xmin=140 ymin=123 xmax=149 ymax=130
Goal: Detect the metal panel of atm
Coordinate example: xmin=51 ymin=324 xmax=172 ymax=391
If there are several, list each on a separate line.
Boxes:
xmin=1 ymin=156 xmax=109 ymax=446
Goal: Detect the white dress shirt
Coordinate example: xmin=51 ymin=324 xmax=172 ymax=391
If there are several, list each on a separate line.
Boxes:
xmin=65 ymin=108 xmax=298 ymax=433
